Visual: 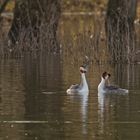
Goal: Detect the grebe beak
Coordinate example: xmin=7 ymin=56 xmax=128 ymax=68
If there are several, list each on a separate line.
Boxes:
xmin=80 ymin=66 xmax=87 ymax=73
xmin=108 ymin=73 xmax=111 ymax=77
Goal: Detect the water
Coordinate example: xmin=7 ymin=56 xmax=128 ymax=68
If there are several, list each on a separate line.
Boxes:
xmin=0 ymin=55 xmax=140 ymax=140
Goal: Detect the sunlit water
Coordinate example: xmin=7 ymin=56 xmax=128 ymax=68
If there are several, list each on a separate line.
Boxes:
xmin=0 ymin=54 xmax=140 ymax=140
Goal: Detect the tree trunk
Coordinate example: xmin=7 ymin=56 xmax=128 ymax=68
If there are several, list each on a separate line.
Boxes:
xmin=105 ymin=0 xmax=137 ymax=62
xmin=8 ymin=0 xmax=61 ymax=52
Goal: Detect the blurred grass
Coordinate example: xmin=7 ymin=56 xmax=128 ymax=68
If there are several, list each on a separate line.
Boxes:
xmin=1 ymin=0 xmax=140 ymax=18
xmin=0 ymin=0 xmax=15 ymax=12
xmin=5 ymin=0 xmax=14 ymax=12
xmin=61 ymin=0 xmax=107 ymax=13
xmin=1 ymin=0 xmax=140 ymax=19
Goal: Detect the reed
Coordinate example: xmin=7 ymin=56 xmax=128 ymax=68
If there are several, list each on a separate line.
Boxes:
xmin=0 ymin=12 xmax=139 ymax=63
xmin=105 ymin=0 xmax=138 ymax=63
xmin=105 ymin=14 xmax=136 ymax=63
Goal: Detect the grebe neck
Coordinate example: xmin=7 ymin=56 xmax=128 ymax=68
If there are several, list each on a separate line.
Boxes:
xmin=80 ymin=73 xmax=88 ymax=88
xmin=98 ymin=77 xmax=106 ymax=91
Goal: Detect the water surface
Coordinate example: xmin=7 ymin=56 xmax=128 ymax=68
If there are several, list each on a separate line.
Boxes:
xmin=0 ymin=55 xmax=140 ymax=140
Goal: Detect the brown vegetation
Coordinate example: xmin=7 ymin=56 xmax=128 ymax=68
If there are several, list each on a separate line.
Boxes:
xmin=0 ymin=0 xmax=140 ymax=63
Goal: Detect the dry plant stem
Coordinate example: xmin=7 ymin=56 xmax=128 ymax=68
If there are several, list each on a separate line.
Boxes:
xmin=105 ymin=0 xmax=137 ymax=63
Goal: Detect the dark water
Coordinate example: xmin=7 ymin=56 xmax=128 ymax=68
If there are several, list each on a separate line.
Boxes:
xmin=0 ymin=55 xmax=140 ymax=140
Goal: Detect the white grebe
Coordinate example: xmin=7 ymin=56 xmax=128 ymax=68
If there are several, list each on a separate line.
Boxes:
xmin=66 ymin=66 xmax=89 ymax=95
xmin=98 ymin=72 xmax=128 ymax=94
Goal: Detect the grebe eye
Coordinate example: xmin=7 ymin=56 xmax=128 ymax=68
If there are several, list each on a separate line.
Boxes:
xmin=108 ymin=74 xmax=111 ymax=77
xmin=80 ymin=70 xmax=86 ymax=73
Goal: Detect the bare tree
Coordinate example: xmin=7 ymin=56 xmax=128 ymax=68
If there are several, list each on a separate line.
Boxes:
xmin=8 ymin=0 xmax=61 ymax=52
xmin=105 ymin=0 xmax=137 ymax=62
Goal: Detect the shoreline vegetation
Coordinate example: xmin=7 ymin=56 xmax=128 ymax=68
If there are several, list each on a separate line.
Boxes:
xmin=0 ymin=0 xmax=140 ymax=63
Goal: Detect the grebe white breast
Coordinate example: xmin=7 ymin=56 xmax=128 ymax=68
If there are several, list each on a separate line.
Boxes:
xmin=98 ymin=72 xmax=128 ymax=94
xmin=66 ymin=66 xmax=89 ymax=95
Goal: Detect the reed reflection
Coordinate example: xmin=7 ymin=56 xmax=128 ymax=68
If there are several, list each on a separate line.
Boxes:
xmin=22 ymin=54 xmax=65 ymax=139
xmin=0 ymin=60 xmax=25 ymax=140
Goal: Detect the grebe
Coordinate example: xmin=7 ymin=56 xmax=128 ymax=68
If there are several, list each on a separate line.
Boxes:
xmin=67 ymin=66 xmax=89 ymax=94
xmin=98 ymin=72 xmax=128 ymax=94
xmin=66 ymin=66 xmax=89 ymax=95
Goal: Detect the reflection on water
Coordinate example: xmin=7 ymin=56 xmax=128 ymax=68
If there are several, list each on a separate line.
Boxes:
xmin=98 ymin=91 xmax=130 ymax=136
xmin=98 ymin=91 xmax=105 ymax=134
xmin=0 ymin=55 xmax=140 ymax=140
xmin=67 ymin=93 xmax=89 ymax=135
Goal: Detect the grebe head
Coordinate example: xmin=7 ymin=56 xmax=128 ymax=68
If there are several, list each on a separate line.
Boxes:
xmin=80 ymin=66 xmax=87 ymax=74
xmin=102 ymin=72 xmax=111 ymax=80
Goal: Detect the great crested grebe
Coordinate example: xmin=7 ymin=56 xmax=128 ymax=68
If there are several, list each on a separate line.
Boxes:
xmin=98 ymin=72 xmax=129 ymax=94
xmin=66 ymin=57 xmax=89 ymax=95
